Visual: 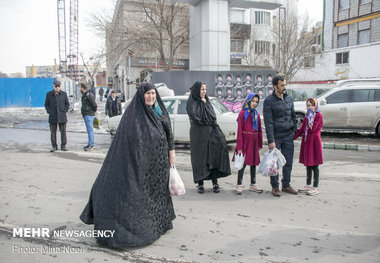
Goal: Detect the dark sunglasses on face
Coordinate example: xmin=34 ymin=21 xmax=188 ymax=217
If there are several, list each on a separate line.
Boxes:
xmin=54 ymin=85 xmax=60 ymax=88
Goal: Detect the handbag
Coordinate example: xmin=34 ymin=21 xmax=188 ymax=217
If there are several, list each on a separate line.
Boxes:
xmin=169 ymin=166 xmax=185 ymax=196
xmin=233 ymin=152 xmax=245 ymax=170
xmin=93 ymin=112 xmax=101 ymax=128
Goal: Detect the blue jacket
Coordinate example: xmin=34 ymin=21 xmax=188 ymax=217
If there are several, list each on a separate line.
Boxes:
xmin=263 ymin=92 xmax=297 ymax=144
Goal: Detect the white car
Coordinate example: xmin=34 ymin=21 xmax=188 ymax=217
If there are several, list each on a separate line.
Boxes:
xmin=108 ymin=96 xmax=238 ymax=143
xmin=294 ymin=83 xmax=380 ymax=135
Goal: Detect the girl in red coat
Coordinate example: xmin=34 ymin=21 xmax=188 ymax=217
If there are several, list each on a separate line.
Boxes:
xmin=233 ymin=93 xmax=263 ymax=195
xmin=294 ymin=98 xmax=323 ymax=196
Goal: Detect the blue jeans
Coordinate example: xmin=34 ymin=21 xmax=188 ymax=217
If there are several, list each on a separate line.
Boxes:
xmin=84 ymin=115 xmax=95 ymax=146
xmin=270 ymin=133 xmax=294 ymax=188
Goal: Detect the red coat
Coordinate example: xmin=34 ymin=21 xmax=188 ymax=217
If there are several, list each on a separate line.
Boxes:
xmin=233 ymin=110 xmax=263 ymax=166
xmin=294 ymin=112 xmax=323 ymax=166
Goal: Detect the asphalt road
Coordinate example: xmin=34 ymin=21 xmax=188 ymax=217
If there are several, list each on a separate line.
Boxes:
xmin=0 ymin=127 xmax=379 ymax=263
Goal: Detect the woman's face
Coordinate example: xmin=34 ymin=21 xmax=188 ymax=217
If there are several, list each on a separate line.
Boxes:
xmin=200 ymin=84 xmax=207 ymax=99
xmin=250 ymin=97 xmax=259 ymax=109
xmin=144 ymin=89 xmax=156 ymax=106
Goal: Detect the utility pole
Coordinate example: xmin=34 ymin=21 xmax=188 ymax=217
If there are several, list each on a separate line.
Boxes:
xmin=127 ymin=49 xmax=134 ymax=99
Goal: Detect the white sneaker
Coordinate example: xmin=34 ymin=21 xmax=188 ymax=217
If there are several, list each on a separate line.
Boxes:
xmin=298 ymin=185 xmax=313 ymax=193
xmin=250 ymin=184 xmax=263 ymax=193
xmin=236 ymin=185 xmax=243 ymax=195
xmin=307 ymin=188 xmax=319 ymax=196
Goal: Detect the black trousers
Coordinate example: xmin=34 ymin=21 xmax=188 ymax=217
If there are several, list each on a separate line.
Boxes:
xmin=306 ymin=165 xmax=319 ymax=188
xmin=50 ymin=123 xmax=67 ymax=148
xmin=197 ymin=169 xmax=219 ymax=186
xmin=237 ymin=165 xmax=256 ymax=185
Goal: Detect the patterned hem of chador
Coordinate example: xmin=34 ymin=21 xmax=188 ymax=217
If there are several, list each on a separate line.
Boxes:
xmin=80 ymin=82 xmax=176 ymax=248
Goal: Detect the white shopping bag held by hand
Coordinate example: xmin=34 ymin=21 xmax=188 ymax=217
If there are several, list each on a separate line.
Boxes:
xmin=233 ymin=152 xmax=245 ymax=170
xmin=258 ymin=149 xmax=286 ymax=176
xmin=169 ymin=166 xmax=185 ymax=196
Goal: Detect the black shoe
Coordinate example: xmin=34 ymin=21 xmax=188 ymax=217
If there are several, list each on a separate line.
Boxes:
xmin=85 ymin=145 xmax=95 ymax=151
xmin=83 ymin=145 xmax=90 ymax=151
xmin=50 ymin=147 xmax=57 ymax=152
xmin=213 ymin=184 xmax=220 ymax=193
xmin=197 ymin=185 xmax=205 ymax=194
xmin=61 ymin=146 xmax=68 ymax=151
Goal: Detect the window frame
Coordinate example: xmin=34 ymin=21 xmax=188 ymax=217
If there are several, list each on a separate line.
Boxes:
xmin=336 ymin=52 xmax=349 ymax=64
xmin=358 ymin=29 xmax=370 ymax=45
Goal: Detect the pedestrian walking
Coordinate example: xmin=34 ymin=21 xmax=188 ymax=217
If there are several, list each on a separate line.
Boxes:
xmin=105 ymin=90 xmax=122 ymax=117
xmin=98 ymin=87 xmax=104 ymax=101
xmin=80 ymin=82 xmax=97 ymax=151
xmin=263 ymin=75 xmax=298 ymax=197
xmin=44 ymin=79 xmax=70 ymax=152
xmin=233 ymin=93 xmax=263 ymax=195
xmin=294 ymin=98 xmax=323 ymax=196
xmin=80 ymin=82 xmax=176 ymax=247
xmin=186 ymin=81 xmax=231 ymax=194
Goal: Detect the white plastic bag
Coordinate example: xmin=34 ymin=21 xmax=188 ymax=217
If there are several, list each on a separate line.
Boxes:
xmin=233 ymin=152 xmax=245 ymax=170
xmin=258 ymin=148 xmax=286 ymax=176
xmin=169 ymin=166 xmax=185 ymax=196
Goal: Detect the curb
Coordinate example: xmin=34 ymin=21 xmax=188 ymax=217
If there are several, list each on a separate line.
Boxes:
xmin=262 ymin=140 xmax=380 ymax=152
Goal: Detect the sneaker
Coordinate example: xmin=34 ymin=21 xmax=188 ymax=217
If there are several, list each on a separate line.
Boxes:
xmin=272 ymin=188 xmax=281 ymax=197
xmin=307 ymin=188 xmax=319 ymax=196
xmin=213 ymin=184 xmax=220 ymax=193
xmin=197 ymin=185 xmax=205 ymax=194
xmin=83 ymin=145 xmax=90 ymax=151
xmin=250 ymin=184 xmax=263 ymax=193
xmin=50 ymin=147 xmax=58 ymax=152
xmin=61 ymin=146 xmax=68 ymax=151
xmin=85 ymin=146 xmax=95 ymax=151
xmin=235 ymin=185 xmax=243 ymax=195
xmin=298 ymin=185 xmax=313 ymax=193
xmin=282 ymin=186 xmax=298 ymax=195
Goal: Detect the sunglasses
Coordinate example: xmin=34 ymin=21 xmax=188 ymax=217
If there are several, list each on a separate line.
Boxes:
xmin=54 ymin=85 xmax=60 ymax=88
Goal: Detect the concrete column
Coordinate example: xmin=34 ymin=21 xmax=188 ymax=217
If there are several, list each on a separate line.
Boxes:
xmin=189 ymin=0 xmax=230 ymax=71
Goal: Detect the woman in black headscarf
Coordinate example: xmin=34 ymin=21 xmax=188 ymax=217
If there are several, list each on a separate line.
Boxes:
xmin=80 ymin=82 xmax=176 ymax=247
xmin=186 ymin=81 xmax=231 ymax=194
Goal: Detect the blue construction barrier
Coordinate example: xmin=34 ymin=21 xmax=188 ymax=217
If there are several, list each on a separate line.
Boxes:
xmin=0 ymin=78 xmax=75 ymax=108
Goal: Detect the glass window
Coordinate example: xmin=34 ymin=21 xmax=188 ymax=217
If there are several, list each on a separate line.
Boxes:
xmin=255 ymin=41 xmax=270 ymax=54
xmin=336 ymin=52 xmax=349 ymax=64
xmin=326 ymin=90 xmax=350 ymax=104
xmin=339 ymin=0 xmax=349 ymax=10
xmin=230 ymin=10 xmax=245 ymax=24
xmin=162 ymin=100 xmax=175 ymax=114
xmin=231 ymin=39 xmax=244 ymax=52
xmin=358 ymin=29 xmax=370 ymax=45
xmin=360 ymin=0 xmax=372 ymax=4
xmin=255 ymin=11 xmax=271 ymax=25
xmin=177 ymin=100 xmax=187 ymax=115
xmin=210 ymin=99 xmax=230 ymax=113
xmin=338 ymin=33 xmax=348 ymax=48
xmin=375 ymin=89 xmax=380 ymax=101
xmin=351 ymin=89 xmax=374 ymax=102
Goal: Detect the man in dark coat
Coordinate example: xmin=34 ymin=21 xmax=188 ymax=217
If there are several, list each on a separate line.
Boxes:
xmin=98 ymin=87 xmax=104 ymax=101
xmin=80 ymin=82 xmax=97 ymax=151
xmin=44 ymin=79 xmax=70 ymax=152
xmin=263 ymin=75 xmax=298 ymax=197
xmin=105 ymin=90 xmax=122 ymax=117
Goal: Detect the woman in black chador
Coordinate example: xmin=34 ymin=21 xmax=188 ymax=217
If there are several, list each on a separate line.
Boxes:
xmin=80 ymin=82 xmax=176 ymax=247
xmin=186 ymin=81 xmax=231 ymax=194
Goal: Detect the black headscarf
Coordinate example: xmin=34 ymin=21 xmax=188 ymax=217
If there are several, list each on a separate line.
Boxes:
xmin=80 ymin=82 xmax=175 ymax=248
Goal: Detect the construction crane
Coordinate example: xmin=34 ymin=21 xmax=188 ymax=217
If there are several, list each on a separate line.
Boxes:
xmin=57 ymin=0 xmax=79 ymax=82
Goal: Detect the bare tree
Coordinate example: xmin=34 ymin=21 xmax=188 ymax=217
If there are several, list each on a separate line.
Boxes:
xmin=90 ymin=0 xmax=189 ymax=72
xmin=273 ymin=11 xmax=318 ymax=81
xmin=80 ymin=49 xmax=105 ymax=91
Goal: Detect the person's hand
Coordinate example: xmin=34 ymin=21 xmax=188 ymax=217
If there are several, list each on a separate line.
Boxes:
xmin=169 ymin=150 xmax=176 ymax=167
xmin=201 ymin=98 xmax=206 ymax=103
xmin=268 ymin=142 xmax=276 ymax=150
xmin=237 ymin=150 xmax=242 ymax=154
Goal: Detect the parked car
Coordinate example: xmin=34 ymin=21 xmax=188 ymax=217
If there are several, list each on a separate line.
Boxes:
xmin=108 ymin=96 xmax=238 ymax=143
xmin=293 ymin=83 xmax=380 ymax=135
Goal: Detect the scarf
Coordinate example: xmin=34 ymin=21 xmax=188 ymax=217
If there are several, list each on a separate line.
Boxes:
xmin=305 ymin=98 xmax=320 ymax=141
xmin=150 ymin=100 xmax=162 ymax=117
xmin=242 ymin=93 xmax=259 ymax=131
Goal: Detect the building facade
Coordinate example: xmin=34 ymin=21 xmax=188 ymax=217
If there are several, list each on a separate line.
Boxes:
xmin=291 ymin=0 xmax=380 ymax=89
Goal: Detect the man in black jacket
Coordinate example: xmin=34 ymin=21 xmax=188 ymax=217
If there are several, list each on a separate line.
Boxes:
xmin=44 ymin=79 xmax=70 ymax=152
xmin=105 ymin=90 xmax=122 ymax=117
xmin=263 ymin=75 xmax=298 ymax=197
xmin=80 ymin=82 xmax=97 ymax=151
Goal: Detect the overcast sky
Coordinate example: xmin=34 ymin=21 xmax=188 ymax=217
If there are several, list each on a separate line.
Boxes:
xmin=0 ymin=0 xmax=323 ymax=75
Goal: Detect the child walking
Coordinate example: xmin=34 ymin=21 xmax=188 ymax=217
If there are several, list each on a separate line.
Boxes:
xmin=233 ymin=93 xmax=263 ymax=195
xmin=294 ymin=98 xmax=323 ymax=196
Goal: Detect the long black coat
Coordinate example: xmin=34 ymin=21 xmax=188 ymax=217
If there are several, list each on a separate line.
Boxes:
xmin=186 ymin=81 xmax=231 ymax=183
xmin=80 ymin=83 xmax=175 ymax=247
xmin=44 ymin=90 xmax=70 ymax=124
